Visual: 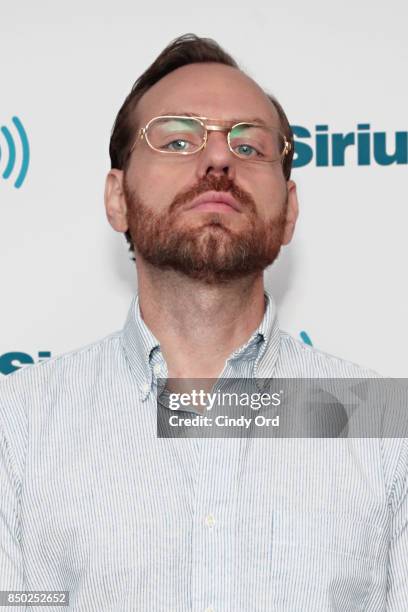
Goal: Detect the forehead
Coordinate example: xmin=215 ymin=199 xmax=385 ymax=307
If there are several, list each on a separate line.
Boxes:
xmin=137 ymin=63 xmax=279 ymax=127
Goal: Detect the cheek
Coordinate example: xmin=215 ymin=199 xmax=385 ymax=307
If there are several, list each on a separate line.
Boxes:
xmin=132 ymin=162 xmax=196 ymax=208
xmin=238 ymin=165 xmax=286 ymax=201
xmin=244 ymin=183 xmax=286 ymax=220
xmin=259 ymin=176 xmax=287 ymax=213
xmin=129 ymin=165 xmax=170 ymax=208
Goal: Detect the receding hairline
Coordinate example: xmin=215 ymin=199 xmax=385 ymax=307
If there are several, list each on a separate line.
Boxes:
xmin=132 ymin=62 xmax=281 ymax=132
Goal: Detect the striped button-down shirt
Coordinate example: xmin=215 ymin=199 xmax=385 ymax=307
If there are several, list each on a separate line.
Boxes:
xmin=1 ymin=291 xmax=407 ymax=611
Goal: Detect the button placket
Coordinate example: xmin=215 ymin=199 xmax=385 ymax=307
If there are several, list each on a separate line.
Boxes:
xmin=191 ymin=438 xmax=241 ymax=611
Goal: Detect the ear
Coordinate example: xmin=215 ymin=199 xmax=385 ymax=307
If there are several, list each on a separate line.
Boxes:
xmin=282 ymin=179 xmax=299 ymax=245
xmin=104 ymin=169 xmax=128 ymax=232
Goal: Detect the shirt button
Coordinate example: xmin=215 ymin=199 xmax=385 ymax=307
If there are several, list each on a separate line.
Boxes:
xmin=153 ymin=364 xmax=162 ymax=376
xmin=204 ymin=514 xmax=215 ymax=528
xmin=141 ymin=383 xmax=150 ymax=393
xmin=204 ymin=607 xmax=214 ymax=612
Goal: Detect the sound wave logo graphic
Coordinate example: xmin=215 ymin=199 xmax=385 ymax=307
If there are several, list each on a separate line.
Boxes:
xmin=0 ymin=116 xmax=30 ymax=188
xmin=300 ymin=331 xmax=313 ymax=346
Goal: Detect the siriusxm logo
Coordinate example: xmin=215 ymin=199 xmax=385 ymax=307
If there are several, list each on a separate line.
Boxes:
xmin=299 ymin=331 xmax=313 ymax=346
xmin=292 ymin=124 xmax=407 ymax=167
xmin=0 ymin=116 xmax=30 ymax=188
xmin=0 ymin=351 xmax=51 ymax=376
xmin=0 ymin=119 xmax=405 ymax=188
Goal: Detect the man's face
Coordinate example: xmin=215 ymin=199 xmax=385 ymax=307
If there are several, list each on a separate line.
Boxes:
xmin=108 ymin=63 xmax=298 ymax=284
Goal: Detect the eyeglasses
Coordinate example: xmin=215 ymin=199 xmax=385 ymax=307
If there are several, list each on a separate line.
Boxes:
xmin=129 ymin=115 xmax=291 ymax=164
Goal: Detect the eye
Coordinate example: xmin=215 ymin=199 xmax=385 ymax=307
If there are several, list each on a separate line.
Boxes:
xmin=164 ymin=139 xmax=192 ymax=152
xmin=233 ymin=143 xmax=262 ymax=158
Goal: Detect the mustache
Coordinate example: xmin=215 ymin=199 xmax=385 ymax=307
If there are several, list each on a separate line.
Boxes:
xmin=169 ymin=174 xmax=256 ymax=214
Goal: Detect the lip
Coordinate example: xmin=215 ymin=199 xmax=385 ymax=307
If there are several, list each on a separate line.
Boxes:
xmin=188 ymin=191 xmax=242 ymax=213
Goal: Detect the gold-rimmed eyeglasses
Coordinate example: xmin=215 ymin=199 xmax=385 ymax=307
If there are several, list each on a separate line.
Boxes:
xmin=129 ymin=115 xmax=291 ymax=164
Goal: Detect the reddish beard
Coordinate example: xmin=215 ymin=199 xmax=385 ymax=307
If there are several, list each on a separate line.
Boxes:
xmin=124 ymin=174 xmax=288 ymax=285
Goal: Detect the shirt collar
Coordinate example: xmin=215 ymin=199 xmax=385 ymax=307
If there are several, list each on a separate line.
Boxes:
xmin=253 ymin=289 xmax=282 ymax=381
xmin=121 ymin=289 xmax=281 ymax=398
xmin=121 ymin=294 xmax=160 ymax=399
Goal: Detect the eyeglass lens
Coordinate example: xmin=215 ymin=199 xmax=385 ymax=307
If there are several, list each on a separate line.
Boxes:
xmin=146 ymin=117 xmax=285 ymax=161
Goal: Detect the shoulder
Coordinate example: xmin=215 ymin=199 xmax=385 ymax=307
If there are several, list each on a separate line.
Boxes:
xmin=0 ymin=332 xmax=124 ymax=468
xmin=0 ymin=330 xmax=124 ymax=411
xmin=277 ymin=332 xmax=408 ymax=502
xmin=277 ymin=330 xmax=381 ymax=378
xmin=0 ymin=331 xmax=127 ymax=481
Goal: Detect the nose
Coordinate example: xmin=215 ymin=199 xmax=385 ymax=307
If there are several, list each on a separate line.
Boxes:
xmin=195 ymin=129 xmax=236 ymax=180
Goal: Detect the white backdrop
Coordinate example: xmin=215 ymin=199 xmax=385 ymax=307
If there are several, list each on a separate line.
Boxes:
xmin=1 ymin=0 xmax=407 ymax=377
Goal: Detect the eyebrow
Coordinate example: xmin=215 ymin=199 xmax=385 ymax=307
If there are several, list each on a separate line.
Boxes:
xmin=158 ymin=111 xmax=271 ymax=126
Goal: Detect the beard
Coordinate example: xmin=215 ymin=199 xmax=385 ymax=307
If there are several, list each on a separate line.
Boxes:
xmin=124 ymin=174 xmax=288 ymax=285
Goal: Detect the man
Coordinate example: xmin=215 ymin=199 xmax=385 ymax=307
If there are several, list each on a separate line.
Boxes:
xmin=1 ymin=34 xmax=407 ymax=611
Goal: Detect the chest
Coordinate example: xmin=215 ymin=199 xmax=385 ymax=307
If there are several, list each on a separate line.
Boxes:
xmin=22 ymin=418 xmax=390 ymax=609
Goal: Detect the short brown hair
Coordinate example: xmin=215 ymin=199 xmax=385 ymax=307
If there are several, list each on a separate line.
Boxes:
xmin=109 ymin=34 xmax=294 ymax=255
xmin=109 ymin=33 xmax=294 ymax=179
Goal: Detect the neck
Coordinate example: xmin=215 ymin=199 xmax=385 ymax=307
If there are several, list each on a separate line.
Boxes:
xmin=136 ymin=262 xmax=267 ymax=379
